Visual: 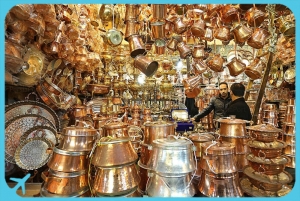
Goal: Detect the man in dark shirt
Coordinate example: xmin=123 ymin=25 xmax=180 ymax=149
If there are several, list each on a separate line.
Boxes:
xmin=191 ymin=82 xmax=232 ymax=122
xmin=224 ymin=82 xmax=252 ymax=121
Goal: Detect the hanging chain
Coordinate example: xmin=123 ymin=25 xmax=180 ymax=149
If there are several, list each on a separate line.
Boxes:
xmin=266 ymin=4 xmax=278 ymax=53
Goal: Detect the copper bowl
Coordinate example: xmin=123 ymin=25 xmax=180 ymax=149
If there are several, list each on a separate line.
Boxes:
xmin=86 ymin=84 xmax=110 ymax=95
xmin=247 ymin=140 xmax=286 ymax=159
xmin=91 ymin=137 xmax=138 ymax=167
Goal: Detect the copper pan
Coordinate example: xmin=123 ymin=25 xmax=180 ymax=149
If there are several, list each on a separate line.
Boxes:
xmin=41 ymin=169 xmax=88 ymax=195
xmin=133 ymin=54 xmax=158 ymax=77
xmin=91 ymin=137 xmax=138 ymax=167
xmin=93 ymin=162 xmax=140 ymax=196
xmin=128 ymin=34 xmax=146 ymax=58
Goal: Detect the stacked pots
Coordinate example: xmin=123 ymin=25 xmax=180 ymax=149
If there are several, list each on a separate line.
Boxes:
xmin=137 ymin=120 xmax=176 ymax=195
xmin=198 ymin=141 xmax=243 ymax=197
xmin=90 ymin=137 xmax=141 ymax=197
xmin=259 ymin=103 xmax=279 ymax=127
xmin=241 ymin=124 xmax=292 ymax=196
xmin=216 ymin=117 xmax=250 ymax=175
xmin=41 ymin=125 xmax=98 ymax=197
xmin=145 ymin=136 xmax=196 ymax=197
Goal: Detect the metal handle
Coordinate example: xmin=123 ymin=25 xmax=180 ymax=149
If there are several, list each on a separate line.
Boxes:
xmin=258 ymin=150 xmax=266 ymax=159
xmin=258 ymin=165 xmax=266 ymax=174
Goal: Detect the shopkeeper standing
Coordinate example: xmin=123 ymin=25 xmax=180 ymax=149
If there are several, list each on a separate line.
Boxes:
xmin=224 ymin=82 xmax=252 ymax=121
xmin=191 ymin=82 xmax=232 ymax=122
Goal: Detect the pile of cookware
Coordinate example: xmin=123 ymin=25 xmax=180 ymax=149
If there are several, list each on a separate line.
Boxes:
xmin=281 ymin=99 xmax=295 ymax=168
xmin=198 ymin=140 xmax=243 ymax=197
xmin=216 ymin=116 xmax=250 ymax=175
xmin=257 ymin=103 xmax=279 ymax=127
xmin=137 ymin=120 xmax=176 ymax=195
xmin=40 ymin=124 xmax=98 ymax=197
xmin=90 ymin=137 xmax=141 ymax=197
xmin=145 ymin=135 xmax=197 ymax=197
xmin=241 ymin=123 xmax=292 ymax=197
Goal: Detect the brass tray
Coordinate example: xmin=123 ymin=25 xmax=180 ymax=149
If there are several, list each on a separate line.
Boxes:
xmin=5 ymin=96 xmax=60 ymax=131
xmin=240 ymin=177 xmax=292 ymax=197
xmin=5 ymin=114 xmax=55 ymax=164
xmin=14 ymin=137 xmax=53 ymax=170
xmin=20 ymin=125 xmax=57 ymax=146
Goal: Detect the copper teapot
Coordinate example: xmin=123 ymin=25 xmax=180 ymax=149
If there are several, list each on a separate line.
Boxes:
xmin=206 ymin=54 xmax=224 ymax=72
xmin=226 ymin=57 xmax=246 ymax=76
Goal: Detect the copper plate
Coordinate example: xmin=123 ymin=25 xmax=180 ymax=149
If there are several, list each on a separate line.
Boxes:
xmin=5 ymin=99 xmax=60 ymax=131
xmin=5 ymin=114 xmax=55 ymax=164
xmin=14 ymin=137 xmax=53 ymax=170
xmin=20 ymin=126 xmax=57 ymax=146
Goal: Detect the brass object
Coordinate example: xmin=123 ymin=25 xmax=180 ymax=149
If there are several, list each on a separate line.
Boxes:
xmin=133 ymin=54 xmax=158 ymax=77
xmin=247 ymin=140 xmax=287 ymax=158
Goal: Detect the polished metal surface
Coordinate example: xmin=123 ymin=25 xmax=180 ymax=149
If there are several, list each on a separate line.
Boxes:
xmin=143 ymin=121 xmax=176 ymax=144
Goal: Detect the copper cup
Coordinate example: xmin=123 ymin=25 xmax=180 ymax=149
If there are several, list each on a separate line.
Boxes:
xmin=177 ymin=41 xmax=192 ymax=59
xmin=125 ymin=21 xmax=140 ymax=41
xmin=190 ymin=18 xmax=206 ymax=37
xmin=154 ymin=39 xmax=166 ymax=55
xmin=232 ymin=22 xmax=253 ymax=46
xmin=128 ymin=34 xmax=146 ymax=58
xmin=151 ymin=21 xmax=165 ymax=39
xmin=134 ymin=54 xmax=158 ymax=77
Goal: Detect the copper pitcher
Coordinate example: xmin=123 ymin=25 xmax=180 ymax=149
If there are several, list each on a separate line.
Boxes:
xmin=245 ymin=7 xmax=266 ymax=27
xmin=183 ymin=74 xmax=202 ymax=91
xmin=226 ymin=57 xmax=246 ymax=76
xmin=154 ymin=38 xmax=166 ymax=55
xmin=244 ymin=57 xmax=265 ymax=80
xmin=247 ymin=27 xmax=270 ymax=49
xmin=232 ymin=22 xmax=253 ymax=46
xmin=192 ymin=43 xmax=205 ymax=59
xmin=174 ymin=17 xmax=188 ymax=34
xmin=134 ymin=54 xmax=158 ymax=77
xmin=207 ymin=54 xmax=224 ymax=72
xmin=128 ymin=34 xmax=146 ymax=58
xmin=177 ymin=41 xmax=192 ymax=59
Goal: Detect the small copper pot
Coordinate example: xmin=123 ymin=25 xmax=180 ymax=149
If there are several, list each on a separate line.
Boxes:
xmin=232 ymin=22 xmax=253 ymax=45
xmin=189 ymin=132 xmax=215 ymax=158
xmin=134 ymin=54 xmax=158 ymax=77
xmin=207 ymin=54 xmax=224 ymax=72
xmin=244 ymin=57 xmax=265 ymax=80
xmin=190 ymin=19 xmax=205 ymax=37
xmin=174 ymin=17 xmax=188 ymax=34
xmin=177 ymin=41 xmax=192 ymax=59
xmin=125 ymin=20 xmax=140 ymax=41
xmin=226 ymin=57 xmax=246 ymax=76
xmin=214 ymin=25 xmax=231 ymax=42
xmin=166 ymin=36 xmax=179 ymax=51
xmin=154 ymin=38 xmax=166 ymax=55
xmin=247 ymin=28 xmax=270 ymax=49
xmin=245 ymin=7 xmax=266 ymax=27
xmin=151 ymin=21 xmax=165 ymax=39
xmin=143 ymin=121 xmax=176 ymax=144
xmin=125 ymin=4 xmax=140 ymax=22
xmin=192 ymin=43 xmax=205 ymax=59
xmin=219 ymin=4 xmax=239 ymax=24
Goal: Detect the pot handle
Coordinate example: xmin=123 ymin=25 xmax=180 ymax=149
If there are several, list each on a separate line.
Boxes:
xmin=258 ymin=165 xmax=266 ymax=174
xmin=41 ymin=171 xmax=49 ymax=182
xmin=258 ymin=150 xmax=266 ymax=160
xmin=46 ymin=147 xmax=53 ymax=154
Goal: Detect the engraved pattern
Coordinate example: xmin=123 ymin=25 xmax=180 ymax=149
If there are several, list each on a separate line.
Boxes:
xmin=20 ymin=126 xmax=57 ymax=146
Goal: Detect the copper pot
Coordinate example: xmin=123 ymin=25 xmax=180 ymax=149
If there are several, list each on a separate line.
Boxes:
xmin=216 ymin=117 xmax=249 ymax=137
xmin=47 ymin=147 xmax=89 ymax=172
xmin=188 ymin=132 xmax=215 ymax=158
xmin=244 ymin=7 xmax=266 ymax=27
xmin=41 ymin=169 xmax=88 ymax=196
xmin=143 ymin=121 xmax=176 ymax=144
xmin=283 ymin=144 xmax=295 ymax=155
xmin=134 ymin=54 xmax=158 ymax=77
xmin=226 ymin=57 xmax=246 ymax=76
xmin=128 ymin=34 xmax=146 ymax=58
xmin=86 ymin=84 xmax=110 ymax=95
xmin=183 ymin=74 xmax=202 ymax=91
xmin=125 ymin=20 xmax=140 ymax=41
xmin=244 ymin=57 xmax=265 ymax=80
xmin=192 ymin=43 xmax=205 ymax=59
xmin=285 ymin=154 xmax=295 ymax=168
xmin=177 ymin=42 xmax=191 ymax=59
xmin=190 ymin=19 xmax=205 ymax=37
xmin=91 ymin=137 xmax=138 ymax=167
xmin=151 ymin=21 xmax=165 ymax=39
xmin=200 ymin=141 xmax=237 ymax=174
xmin=220 ymin=135 xmax=250 ymax=154
xmin=151 ymin=4 xmax=167 ymax=21
xmin=232 ymin=22 xmax=253 ymax=45
xmin=92 ymin=162 xmax=140 ymax=196
xmin=247 ymin=154 xmax=290 ymax=175
xmin=247 ymin=140 xmax=287 ymax=159
xmin=138 ymin=143 xmax=153 ymax=167
xmin=192 ymin=59 xmax=208 ymax=74
xmin=214 ymin=25 xmax=231 ymax=42
xmin=166 ymin=36 xmax=179 ymax=51
xmin=219 ymin=5 xmax=239 ymax=24
xmin=154 ymin=39 xmax=166 ymax=55
xmin=137 ymin=164 xmax=149 ymax=193
xmin=201 ymin=26 xmax=214 ymax=41
xmin=235 ymin=153 xmax=249 ymax=171
xmin=246 ymin=124 xmax=282 ymax=143
xmin=207 ymin=54 xmax=224 ymax=72
xmin=174 ymin=17 xmax=188 ymax=34
xmin=125 ymin=4 xmax=140 ymax=22
xmin=101 ymin=119 xmax=128 ymax=138
xmin=247 ymin=28 xmax=270 ymax=49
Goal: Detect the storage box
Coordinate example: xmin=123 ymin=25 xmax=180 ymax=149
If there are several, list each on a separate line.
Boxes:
xmin=171 ymin=109 xmax=194 ymax=132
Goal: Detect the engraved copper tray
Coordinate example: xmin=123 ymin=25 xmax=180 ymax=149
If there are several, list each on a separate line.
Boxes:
xmin=5 ymin=114 xmax=55 ymax=164
xmin=20 ymin=125 xmax=57 ymax=146
xmin=14 ymin=137 xmax=53 ymax=170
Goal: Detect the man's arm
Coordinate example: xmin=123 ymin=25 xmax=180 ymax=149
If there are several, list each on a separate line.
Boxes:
xmin=192 ymin=98 xmax=215 ymax=122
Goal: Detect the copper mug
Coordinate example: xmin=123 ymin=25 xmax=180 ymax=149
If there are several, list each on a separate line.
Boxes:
xmin=247 ymin=27 xmax=270 ymax=49
xmin=206 ymin=54 xmax=224 ymax=72
xmin=190 ymin=18 xmax=206 ymax=37
xmin=152 ymin=4 xmax=167 ymax=21
xmin=226 ymin=57 xmax=246 ymax=76
xmin=125 ymin=20 xmax=140 ymax=41
xmin=219 ymin=4 xmax=239 ymax=24
xmin=232 ymin=22 xmax=253 ymax=46
xmin=201 ymin=26 xmax=214 ymax=42
xmin=244 ymin=57 xmax=265 ymax=80
xmin=128 ymin=34 xmax=146 ymax=58
xmin=134 ymin=54 xmax=158 ymax=77
xmin=214 ymin=25 xmax=231 ymax=42
xmin=277 ymin=16 xmax=295 ymax=37
xmin=177 ymin=41 xmax=192 ymax=59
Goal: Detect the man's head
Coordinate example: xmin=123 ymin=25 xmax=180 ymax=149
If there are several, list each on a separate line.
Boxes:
xmin=218 ymin=82 xmax=229 ymax=98
xmin=230 ymin=82 xmax=245 ymax=97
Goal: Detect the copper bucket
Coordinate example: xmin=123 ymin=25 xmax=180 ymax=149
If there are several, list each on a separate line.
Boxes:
xmin=128 ymin=34 xmax=146 ymax=58
xmin=133 ymin=54 xmax=158 ymax=77
xmin=247 ymin=28 xmax=270 ymax=49
xmin=226 ymin=57 xmax=246 ymax=76
xmin=143 ymin=121 xmax=176 ymax=144
xmin=152 ymin=4 xmax=167 ymax=21
xmin=154 ymin=39 xmax=166 ymax=55
xmin=125 ymin=4 xmax=140 ymax=22
xmin=177 ymin=41 xmax=192 ymax=59
xmin=151 ymin=21 xmax=165 ymax=39
xmin=244 ymin=57 xmax=265 ymax=80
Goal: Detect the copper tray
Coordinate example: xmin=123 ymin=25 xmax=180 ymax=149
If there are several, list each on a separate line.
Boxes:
xmin=5 ymin=97 xmax=60 ymax=131
xmin=20 ymin=125 xmax=57 ymax=146
xmin=5 ymin=114 xmax=55 ymax=164
xmin=14 ymin=137 xmax=53 ymax=170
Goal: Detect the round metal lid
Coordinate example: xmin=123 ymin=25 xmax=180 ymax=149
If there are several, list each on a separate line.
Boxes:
xmin=201 ymin=141 xmax=235 ymax=155
xmin=246 ymin=124 xmax=282 ymax=132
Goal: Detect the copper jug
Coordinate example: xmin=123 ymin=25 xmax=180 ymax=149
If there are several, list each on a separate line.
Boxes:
xmin=177 ymin=42 xmax=191 ymax=59
xmin=207 ymin=54 xmax=224 ymax=72
xmin=192 ymin=43 xmax=205 ymax=59
xmin=226 ymin=57 xmax=246 ymax=76
xmin=154 ymin=39 xmax=166 ymax=55
xmin=183 ymin=74 xmax=202 ymax=90
xmin=247 ymin=27 xmax=270 ymax=49
xmin=128 ymin=34 xmax=146 ymax=58
xmin=174 ymin=17 xmax=188 ymax=34
xmin=277 ymin=16 xmax=295 ymax=37
xmin=151 ymin=21 xmax=165 ymax=39
xmin=232 ymin=22 xmax=253 ymax=46
xmin=244 ymin=57 xmax=265 ymax=80
xmin=190 ymin=18 xmax=206 ymax=37
xmin=201 ymin=26 xmax=214 ymax=42
xmin=244 ymin=7 xmax=266 ymax=27
xmin=125 ymin=20 xmax=140 ymax=41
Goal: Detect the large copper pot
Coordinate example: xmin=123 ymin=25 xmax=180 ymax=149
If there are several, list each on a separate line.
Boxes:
xmin=247 ymin=140 xmax=287 ymax=159
xmin=147 ymin=136 xmax=196 ymax=174
xmin=246 ymin=124 xmax=281 ymax=143
xmin=198 ymin=170 xmax=243 ymax=197
xmin=199 ymin=141 xmax=237 ymax=174
xmin=216 ymin=117 xmax=249 ymax=137
xmin=41 ymin=169 xmax=88 ymax=196
xmin=102 ymin=120 xmax=129 ymax=138
xmin=246 ymin=154 xmax=290 ymax=175
xmin=92 ymin=162 xmax=140 ymax=196
xmin=57 ymin=126 xmax=97 ymax=151
xmin=220 ymin=135 xmax=250 ymax=154
xmin=47 ymin=147 xmax=89 ymax=172
xmin=143 ymin=121 xmax=176 ymax=144
xmin=188 ymin=132 xmax=215 ymax=158
xmin=91 ymin=137 xmax=138 ymax=167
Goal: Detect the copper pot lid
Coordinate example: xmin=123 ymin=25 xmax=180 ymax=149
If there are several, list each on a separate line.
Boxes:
xmin=144 ymin=120 xmax=175 ymax=127
xmin=62 ymin=126 xmax=97 ymax=136
xmin=152 ymin=136 xmax=192 ymax=148
xmin=104 ymin=121 xmax=128 ymax=129
xmin=188 ymin=133 xmax=215 ymax=142
xmin=246 ymin=154 xmax=290 ymax=165
xmin=247 ymin=140 xmax=286 ymax=149
xmin=216 ymin=117 xmax=248 ymax=124
xmin=246 ymin=124 xmax=282 ymax=132
xmin=201 ymin=141 xmax=235 ymax=155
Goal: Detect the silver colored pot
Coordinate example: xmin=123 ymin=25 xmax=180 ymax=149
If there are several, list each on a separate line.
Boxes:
xmin=147 ymin=136 xmax=196 ymax=174
xmin=146 ymin=172 xmax=196 ymax=197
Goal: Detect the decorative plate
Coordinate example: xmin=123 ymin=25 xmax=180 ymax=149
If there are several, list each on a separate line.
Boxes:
xmin=20 ymin=125 xmax=57 ymax=146
xmin=14 ymin=137 xmax=53 ymax=170
xmin=5 ymin=114 xmax=55 ymax=164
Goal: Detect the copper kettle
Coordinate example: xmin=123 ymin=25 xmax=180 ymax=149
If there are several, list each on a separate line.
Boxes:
xmin=206 ymin=54 xmax=224 ymax=72
xmin=226 ymin=57 xmax=246 ymax=76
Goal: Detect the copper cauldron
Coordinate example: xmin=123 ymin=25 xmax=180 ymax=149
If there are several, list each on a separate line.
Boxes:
xmin=247 ymin=140 xmax=287 ymax=159
xmin=246 ymin=154 xmax=290 ymax=175
xmin=143 ymin=120 xmax=176 ymax=144
xmin=198 ymin=170 xmax=243 ymax=197
xmin=93 ymin=162 xmax=140 ymax=196
xmin=134 ymin=54 xmax=158 ymax=77
xmin=199 ymin=141 xmax=237 ymax=174
xmin=91 ymin=137 xmax=138 ymax=167
xmin=216 ymin=117 xmax=249 ymax=137
xmin=226 ymin=57 xmax=246 ymax=76
xmin=244 ymin=57 xmax=265 ymax=80
xmin=41 ymin=169 xmax=88 ymax=196
xmin=47 ymin=147 xmax=89 ymax=172
xmin=57 ymin=125 xmax=97 ymax=151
